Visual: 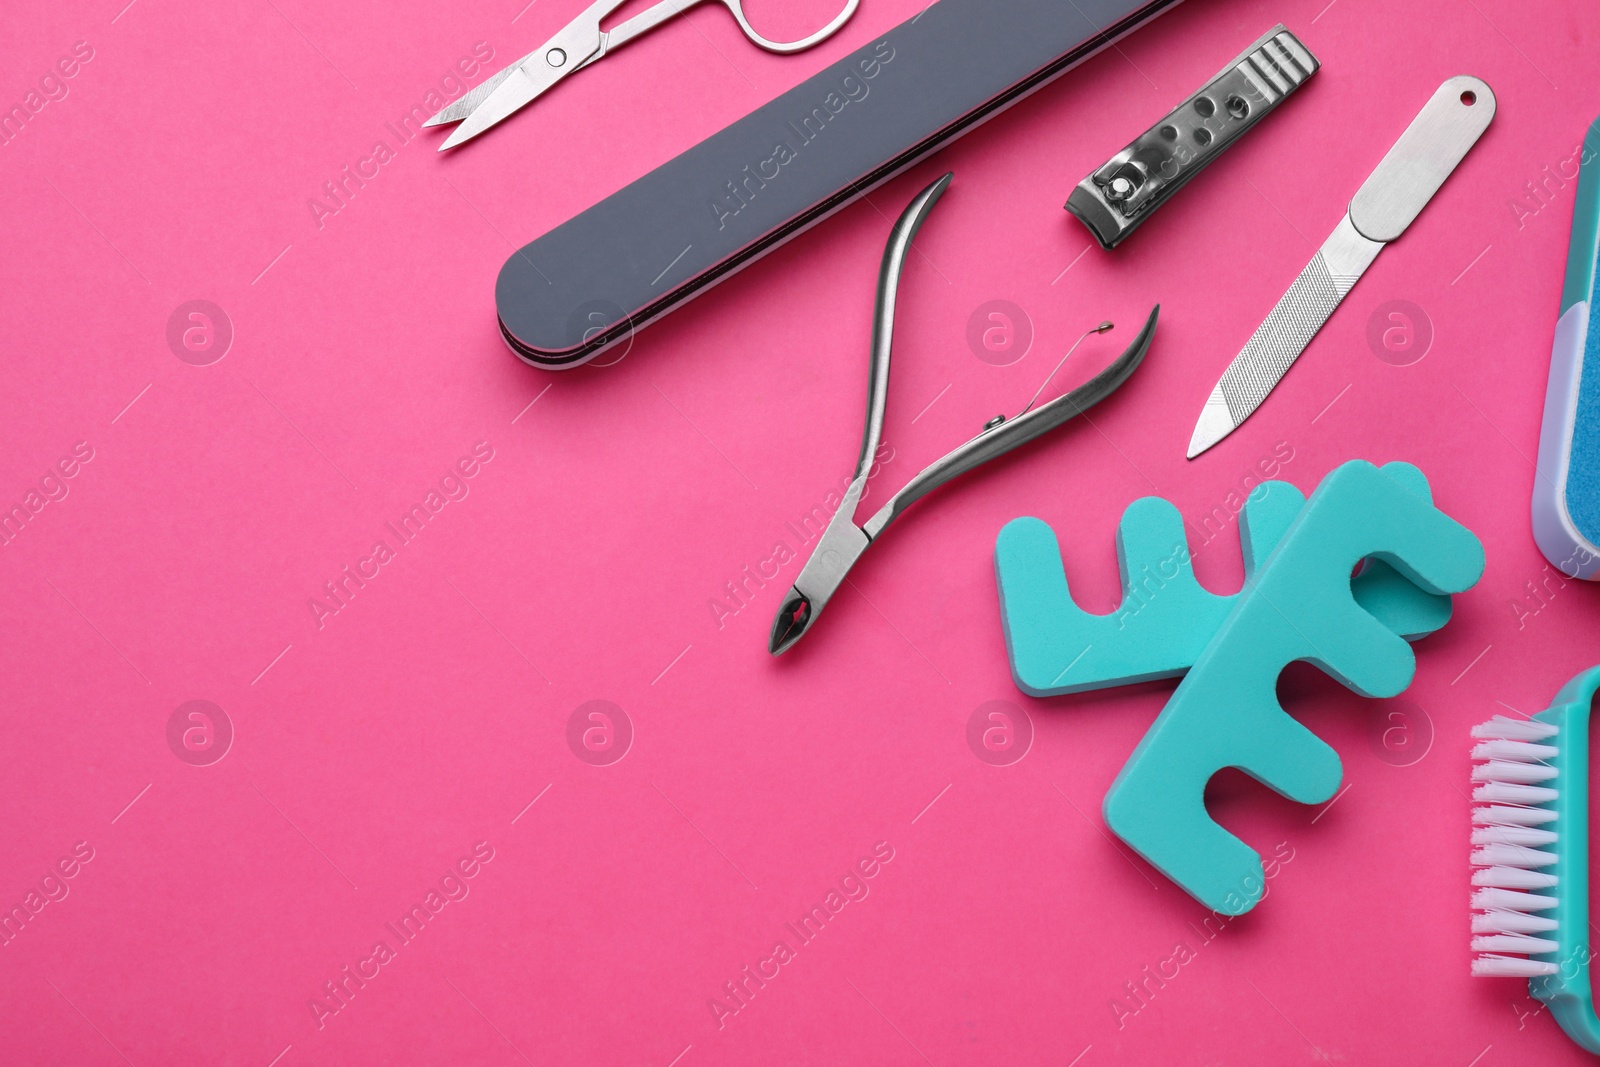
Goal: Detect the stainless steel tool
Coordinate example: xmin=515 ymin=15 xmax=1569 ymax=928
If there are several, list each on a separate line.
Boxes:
xmin=427 ymin=0 xmax=859 ymax=150
xmin=769 ymin=172 xmax=1159 ymax=656
xmin=1067 ymin=25 xmax=1319 ymax=250
xmin=1187 ymin=75 xmax=1496 ymax=459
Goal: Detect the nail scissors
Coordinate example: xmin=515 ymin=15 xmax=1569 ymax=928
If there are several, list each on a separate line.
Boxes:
xmin=429 ymin=0 xmax=861 ymax=150
xmin=769 ymin=172 xmax=1160 ymax=655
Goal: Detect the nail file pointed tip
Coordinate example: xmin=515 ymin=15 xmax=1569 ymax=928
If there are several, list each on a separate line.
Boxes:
xmin=1187 ymin=386 xmax=1236 ymax=460
xmin=1185 ymin=423 xmax=1221 ymax=460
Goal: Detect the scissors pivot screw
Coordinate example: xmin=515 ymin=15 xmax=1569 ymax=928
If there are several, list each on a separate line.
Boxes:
xmin=547 ymin=48 xmax=568 ymax=67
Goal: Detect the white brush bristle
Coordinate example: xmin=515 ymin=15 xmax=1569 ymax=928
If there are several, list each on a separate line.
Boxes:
xmin=1473 ymin=933 xmax=1559 ymax=954
xmin=1473 ymin=782 xmax=1558 ymax=805
xmin=1474 ymin=909 xmax=1557 ymax=934
xmin=1471 ymin=865 xmax=1558 ymax=890
xmin=1472 ymin=955 xmax=1559 ymax=977
xmin=1471 ymin=716 xmax=1558 ymax=741
xmin=1472 ymin=760 xmax=1557 ymax=785
xmin=1472 ymin=739 xmax=1559 ymax=761
xmin=1471 ymin=843 xmax=1557 ymax=868
xmin=1470 ymin=714 xmax=1560 ymax=979
xmin=1471 ymin=825 xmax=1557 ymax=847
xmin=1473 ymin=804 xmax=1557 ymax=827
xmin=1473 ymin=887 xmax=1558 ymax=911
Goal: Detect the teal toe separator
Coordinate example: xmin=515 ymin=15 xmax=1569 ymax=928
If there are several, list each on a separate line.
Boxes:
xmin=995 ymin=462 xmax=1452 ymax=697
xmin=1098 ymin=461 xmax=1484 ymax=913
xmin=1530 ymin=666 xmax=1600 ymax=1055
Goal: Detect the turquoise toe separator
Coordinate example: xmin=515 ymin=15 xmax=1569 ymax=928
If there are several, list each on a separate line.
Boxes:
xmin=1530 ymin=666 xmax=1600 ymax=1055
xmin=995 ymin=461 xmax=1454 ymax=697
xmin=992 ymin=463 xmax=1478 ymax=915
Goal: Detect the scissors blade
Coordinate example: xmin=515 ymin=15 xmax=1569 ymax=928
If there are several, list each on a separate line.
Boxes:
xmin=427 ymin=46 xmax=605 ymax=128
xmin=1187 ymin=214 xmax=1382 ymax=459
xmin=438 ymin=23 xmax=604 ymax=150
xmin=427 ymin=57 xmax=530 ymax=127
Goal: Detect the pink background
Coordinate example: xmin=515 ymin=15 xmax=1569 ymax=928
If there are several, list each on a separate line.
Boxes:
xmin=3 ymin=0 xmax=1599 ymax=1062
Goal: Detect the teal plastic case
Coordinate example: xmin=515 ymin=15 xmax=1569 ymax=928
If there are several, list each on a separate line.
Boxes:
xmin=1533 ymin=115 xmax=1600 ymax=579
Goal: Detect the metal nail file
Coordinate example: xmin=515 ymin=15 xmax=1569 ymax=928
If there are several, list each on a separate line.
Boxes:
xmin=1187 ymin=76 xmax=1496 ymax=459
xmin=494 ymin=0 xmax=1184 ymax=369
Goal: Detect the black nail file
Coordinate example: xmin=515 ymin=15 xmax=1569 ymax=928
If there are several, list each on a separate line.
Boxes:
xmin=495 ymin=0 xmax=1184 ymax=369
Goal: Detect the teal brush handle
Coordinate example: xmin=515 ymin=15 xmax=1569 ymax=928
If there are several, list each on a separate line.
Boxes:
xmin=1530 ymin=666 xmax=1600 ymax=1053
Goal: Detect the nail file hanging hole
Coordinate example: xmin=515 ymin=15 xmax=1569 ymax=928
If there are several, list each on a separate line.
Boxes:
xmin=1159 ymin=125 xmax=1178 ymax=141
xmin=1461 ymin=90 xmax=1476 ymax=105
xmin=1194 ymin=128 xmax=1213 ymax=146
xmin=1226 ymin=94 xmax=1249 ymax=119
xmin=1193 ymin=96 xmax=1215 ymax=118
xmin=548 ymin=48 xmax=568 ymax=66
